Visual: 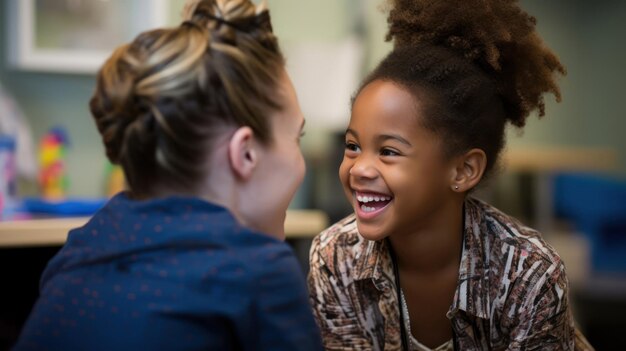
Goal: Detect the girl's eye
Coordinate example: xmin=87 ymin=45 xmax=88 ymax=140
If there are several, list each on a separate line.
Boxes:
xmin=345 ymin=142 xmax=360 ymax=153
xmin=380 ymin=148 xmax=399 ymax=157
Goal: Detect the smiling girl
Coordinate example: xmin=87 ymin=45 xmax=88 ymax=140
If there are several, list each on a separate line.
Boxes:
xmin=308 ymin=0 xmax=593 ymax=350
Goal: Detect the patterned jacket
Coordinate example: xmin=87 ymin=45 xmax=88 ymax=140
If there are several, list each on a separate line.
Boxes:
xmin=308 ymin=197 xmax=594 ymax=350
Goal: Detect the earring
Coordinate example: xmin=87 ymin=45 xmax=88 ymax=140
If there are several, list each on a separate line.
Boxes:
xmin=454 ymin=185 xmax=459 ymax=190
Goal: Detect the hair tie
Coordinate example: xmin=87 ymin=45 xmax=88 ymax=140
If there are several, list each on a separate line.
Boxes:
xmin=204 ymin=13 xmax=245 ymax=31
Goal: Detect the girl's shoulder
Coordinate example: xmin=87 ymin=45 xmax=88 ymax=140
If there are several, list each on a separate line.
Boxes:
xmin=309 ymin=214 xmax=374 ymax=277
xmin=469 ymin=197 xmax=562 ymax=263
xmin=314 ymin=214 xmax=361 ymax=247
xmin=466 ymin=197 xmax=567 ymax=288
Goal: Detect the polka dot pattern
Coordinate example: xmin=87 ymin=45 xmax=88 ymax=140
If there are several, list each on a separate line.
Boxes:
xmin=13 ymin=192 xmax=323 ymax=350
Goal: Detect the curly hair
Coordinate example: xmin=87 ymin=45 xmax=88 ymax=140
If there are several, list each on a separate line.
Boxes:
xmin=89 ymin=0 xmax=284 ymax=197
xmin=358 ymin=0 xmax=566 ymax=178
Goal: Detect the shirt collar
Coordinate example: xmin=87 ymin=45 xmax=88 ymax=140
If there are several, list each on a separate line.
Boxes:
xmin=354 ymin=239 xmax=392 ymax=291
xmin=448 ymin=198 xmax=491 ymax=319
xmin=352 ymin=197 xmax=491 ymax=319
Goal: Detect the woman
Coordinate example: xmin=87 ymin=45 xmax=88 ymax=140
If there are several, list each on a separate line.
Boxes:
xmin=308 ymin=0 xmax=593 ymax=350
xmin=14 ymin=0 xmax=322 ymax=350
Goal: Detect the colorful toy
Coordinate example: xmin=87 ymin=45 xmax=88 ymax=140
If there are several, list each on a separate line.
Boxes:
xmin=38 ymin=127 xmax=70 ymax=200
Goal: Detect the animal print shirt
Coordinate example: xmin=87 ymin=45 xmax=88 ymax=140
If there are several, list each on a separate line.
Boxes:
xmin=308 ymin=197 xmax=594 ymax=350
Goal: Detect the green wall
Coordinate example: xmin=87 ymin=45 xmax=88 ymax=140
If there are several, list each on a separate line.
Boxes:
xmin=0 ymin=0 xmax=624 ymax=198
xmin=508 ymin=0 xmax=626 ymax=165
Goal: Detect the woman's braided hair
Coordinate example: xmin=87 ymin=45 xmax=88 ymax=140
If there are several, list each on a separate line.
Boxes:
xmin=89 ymin=0 xmax=284 ymax=197
xmin=359 ymin=0 xmax=566 ymax=179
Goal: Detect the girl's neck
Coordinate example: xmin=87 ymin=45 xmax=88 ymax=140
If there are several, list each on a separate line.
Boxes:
xmin=388 ymin=198 xmax=465 ymax=275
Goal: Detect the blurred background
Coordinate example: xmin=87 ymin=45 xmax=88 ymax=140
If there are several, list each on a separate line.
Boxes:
xmin=0 ymin=0 xmax=625 ymax=349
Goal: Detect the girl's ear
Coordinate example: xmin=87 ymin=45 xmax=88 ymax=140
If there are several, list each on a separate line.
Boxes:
xmin=450 ymin=148 xmax=487 ymax=192
xmin=228 ymin=126 xmax=258 ymax=180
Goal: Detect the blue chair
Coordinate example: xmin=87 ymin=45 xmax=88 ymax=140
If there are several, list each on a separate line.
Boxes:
xmin=553 ymin=173 xmax=626 ymax=273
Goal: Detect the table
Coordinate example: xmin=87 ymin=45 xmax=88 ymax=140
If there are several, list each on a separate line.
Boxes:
xmin=0 ymin=209 xmax=329 ymax=248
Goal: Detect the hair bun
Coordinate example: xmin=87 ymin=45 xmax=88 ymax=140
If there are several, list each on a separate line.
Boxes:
xmin=387 ymin=0 xmax=534 ymax=69
xmin=386 ymin=0 xmax=566 ymax=126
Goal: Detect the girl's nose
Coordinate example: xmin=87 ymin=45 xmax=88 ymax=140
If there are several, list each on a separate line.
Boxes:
xmin=349 ymin=156 xmax=378 ymax=180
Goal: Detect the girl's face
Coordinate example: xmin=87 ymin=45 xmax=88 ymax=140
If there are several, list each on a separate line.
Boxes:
xmin=340 ymin=79 xmax=455 ymax=241
xmin=243 ymin=72 xmax=306 ymax=239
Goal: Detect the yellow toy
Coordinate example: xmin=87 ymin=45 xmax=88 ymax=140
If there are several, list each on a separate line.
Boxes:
xmin=38 ymin=127 xmax=69 ymax=200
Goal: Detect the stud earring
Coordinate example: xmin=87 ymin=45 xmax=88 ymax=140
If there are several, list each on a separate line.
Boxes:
xmin=454 ymin=185 xmax=459 ymax=190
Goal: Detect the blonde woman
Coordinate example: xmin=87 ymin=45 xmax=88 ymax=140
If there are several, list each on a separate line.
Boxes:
xmin=14 ymin=1 xmax=322 ymax=350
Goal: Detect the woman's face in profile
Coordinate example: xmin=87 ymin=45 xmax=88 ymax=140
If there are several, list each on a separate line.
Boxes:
xmin=243 ymin=71 xmax=306 ymax=239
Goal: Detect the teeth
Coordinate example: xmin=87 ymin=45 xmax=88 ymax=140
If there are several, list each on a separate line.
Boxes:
xmin=356 ymin=194 xmax=391 ymax=203
xmin=360 ymin=204 xmax=376 ymax=212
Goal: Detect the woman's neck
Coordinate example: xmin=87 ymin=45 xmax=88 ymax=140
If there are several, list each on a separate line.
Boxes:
xmin=388 ymin=198 xmax=465 ymax=275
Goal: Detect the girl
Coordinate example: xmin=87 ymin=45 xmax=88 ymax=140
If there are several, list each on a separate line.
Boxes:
xmin=308 ymin=0 xmax=593 ymax=350
xmin=14 ymin=0 xmax=322 ymax=350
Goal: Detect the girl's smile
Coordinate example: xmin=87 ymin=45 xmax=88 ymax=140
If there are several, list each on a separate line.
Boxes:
xmin=353 ymin=190 xmax=394 ymax=220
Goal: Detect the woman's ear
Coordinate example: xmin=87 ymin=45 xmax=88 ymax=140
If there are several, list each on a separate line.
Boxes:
xmin=450 ymin=148 xmax=487 ymax=192
xmin=228 ymin=126 xmax=258 ymax=180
